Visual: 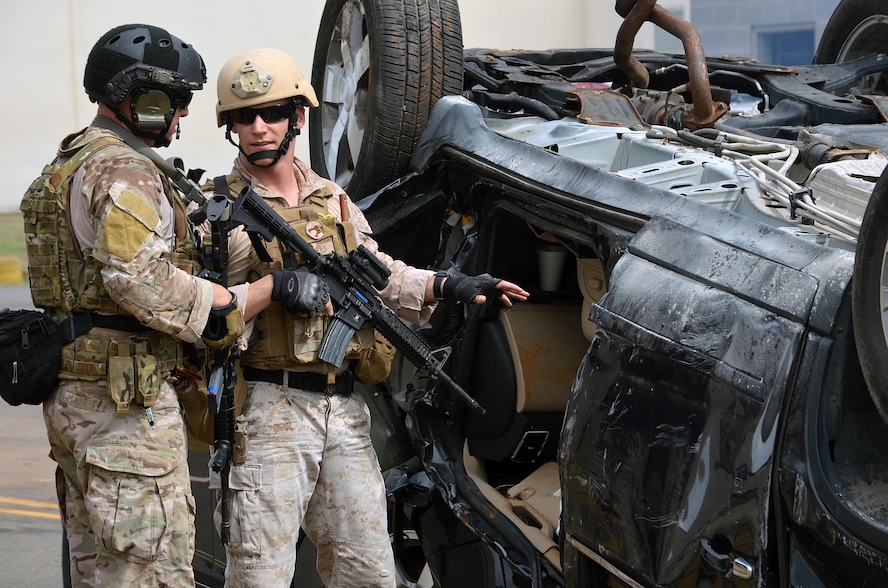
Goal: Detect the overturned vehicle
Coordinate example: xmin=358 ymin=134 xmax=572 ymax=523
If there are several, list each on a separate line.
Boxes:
xmin=189 ymin=0 xmax=888 ymax=586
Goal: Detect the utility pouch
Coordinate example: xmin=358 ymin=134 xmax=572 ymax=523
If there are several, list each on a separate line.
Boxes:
xmin=108 ymin=351 xmax=135 ymax=414
xmin=354 ymin=330 xmax=397 ymax=385
xmin=286 ymin=314 xmax=326 ymax=364
xmin=0 ymin=309 xmax=63 ymax=406
xmin=233 ymin=416 xmax=248 ymax=466
xmin=134 ymin=353 xmax=159 ymax=408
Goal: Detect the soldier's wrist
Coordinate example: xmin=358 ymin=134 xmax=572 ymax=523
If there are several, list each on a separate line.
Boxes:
xmin=433 ymin=271 xmax=447 ymax=300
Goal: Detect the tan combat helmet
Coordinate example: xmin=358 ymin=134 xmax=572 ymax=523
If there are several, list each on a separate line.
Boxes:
xmin=216 ymin=48 xmax=319 ymax=127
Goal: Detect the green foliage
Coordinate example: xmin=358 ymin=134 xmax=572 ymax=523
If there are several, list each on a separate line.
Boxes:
xmin=0 ymin=213 xmax=27 ymax=280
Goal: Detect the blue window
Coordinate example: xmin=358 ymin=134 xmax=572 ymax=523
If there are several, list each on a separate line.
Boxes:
xmin=757 ymin=28 xmax=815 ymax=65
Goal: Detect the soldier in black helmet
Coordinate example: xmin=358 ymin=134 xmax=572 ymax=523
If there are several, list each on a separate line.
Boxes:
xmin=20 ymin=24 xmax=251 ymax=586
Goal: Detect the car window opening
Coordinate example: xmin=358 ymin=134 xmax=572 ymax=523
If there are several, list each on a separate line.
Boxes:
xmin=457 ymin=209 xmax=608 ymax=573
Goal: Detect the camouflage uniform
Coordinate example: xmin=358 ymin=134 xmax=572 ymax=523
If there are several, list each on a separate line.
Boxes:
xmin=209 ymin=157 xmax=435 ymax=588
xmin=24 ymin=123 xmax=215 ymax=587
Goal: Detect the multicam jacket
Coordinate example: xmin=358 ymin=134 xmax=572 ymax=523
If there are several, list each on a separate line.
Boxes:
xmin=20 ymin=120 xmax=215 ymax=379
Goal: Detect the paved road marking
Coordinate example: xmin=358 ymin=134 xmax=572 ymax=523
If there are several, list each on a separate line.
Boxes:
xmin=0 ymin=496 xmax=56 ymax=509
xmin=0 ymin=507 xmax=59 ymax=520
xmin=0 ymin=496 xmax=59 ymax=520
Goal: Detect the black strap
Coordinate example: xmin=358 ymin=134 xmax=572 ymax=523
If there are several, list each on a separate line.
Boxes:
xmin=242 ymin=366 xmax=353 ymax=395
xmin=213 ymin=175 xmax=229 ymax=198
xmin=58 ymin=313 xmax=152 ymax=343
xmin=90 ymin=115 xmax=206 ymax=206
xmin=433 ymin=271 xmax=447 ymax=300
xmin=58 ymin=313 xmax=93 ymax=344
xmin=90 ymin=313 xmax=153 ymax=333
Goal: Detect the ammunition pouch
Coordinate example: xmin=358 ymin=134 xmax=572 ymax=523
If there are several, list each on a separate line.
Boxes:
xmin=354 ymin=330 xmax=396 ymax=385
xmin=59 ymin=324 xmax=183 ymax=384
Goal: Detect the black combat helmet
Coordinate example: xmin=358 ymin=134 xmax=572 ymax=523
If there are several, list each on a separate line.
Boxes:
xmin=84 ymin=24 xmax=205 ymax=146
xmin=84 ymin=24 xmax=206 ymax=107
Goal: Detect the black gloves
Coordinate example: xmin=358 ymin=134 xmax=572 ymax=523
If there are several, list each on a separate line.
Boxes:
xmin=271 ymin=267 xmax=330 ymax=316
xmin=441 ymin=273 xmax=501 ymax=304
xmin=202 ymin=294 xmax=245 ymax=349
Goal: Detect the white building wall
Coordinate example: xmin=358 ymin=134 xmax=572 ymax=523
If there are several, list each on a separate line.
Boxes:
xmin=0 ymin=0 xmax=666 ymax=211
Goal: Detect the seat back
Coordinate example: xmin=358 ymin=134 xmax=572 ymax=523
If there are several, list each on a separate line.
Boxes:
xmin=465 ymin=302 xmax=589 ymax=463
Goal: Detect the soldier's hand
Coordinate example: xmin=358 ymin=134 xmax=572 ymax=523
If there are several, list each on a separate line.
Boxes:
xmin=202 ymin=295 xmax=245 ymax=349
xmin=443 ymin=273 xmax=529 ymax=307
xmin=271 ymin=268 xmax=330 ymax=317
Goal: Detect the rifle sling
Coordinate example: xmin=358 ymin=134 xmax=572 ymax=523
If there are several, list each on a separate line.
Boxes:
xmin=90 ymin=115 xmax=205 ymax=205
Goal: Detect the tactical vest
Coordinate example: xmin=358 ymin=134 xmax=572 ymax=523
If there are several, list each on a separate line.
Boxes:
xmin=221 ymin=177 xmax=379 ymax=371
xmin=20 ymin=130 xmax=203 ymax=381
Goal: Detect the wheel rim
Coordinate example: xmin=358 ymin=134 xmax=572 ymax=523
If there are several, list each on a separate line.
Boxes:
xmin=320 ymin=0 xmax=371 ymax=188
xmin=836 ymin=14 xmax=888 ymax=93
xmin=881 ymin=236 xmax=888 ymax=350
xmin=836 ymin=14 xmax=888 ymax=61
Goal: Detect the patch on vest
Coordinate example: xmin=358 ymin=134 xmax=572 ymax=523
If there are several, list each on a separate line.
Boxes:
xmin=305 ymin=220 xmax=325 ymax=240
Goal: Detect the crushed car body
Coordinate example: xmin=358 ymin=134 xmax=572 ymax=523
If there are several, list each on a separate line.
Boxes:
xmin=349 ymin=2 xmax=888 ymax=587
xmin=189 ymin=0 xmax=888 ymax=586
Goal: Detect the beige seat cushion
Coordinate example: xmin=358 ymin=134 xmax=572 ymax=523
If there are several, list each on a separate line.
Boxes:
xmin=500 ymin=304 xmax=589 ymax=413
xmin=463 ymin=448 xmax=561 ymax=572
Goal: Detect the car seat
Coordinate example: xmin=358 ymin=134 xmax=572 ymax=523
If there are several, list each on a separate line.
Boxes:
xmin=464 ymin=301 xmax=590 ymax=464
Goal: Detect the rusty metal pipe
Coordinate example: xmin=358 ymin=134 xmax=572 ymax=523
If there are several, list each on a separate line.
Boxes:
xmin=614 ymin=0 xmax=655 ymax=89
xmin=648 ymin=6 xmax=715 ymax=122
xmin=614 ymin=0 xmax=717 ymax=124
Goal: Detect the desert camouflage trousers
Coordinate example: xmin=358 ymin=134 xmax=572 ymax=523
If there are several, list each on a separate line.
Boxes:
xmin=210 ymin=379 xmax=396 ymax=587
xmin=44 ymin=377 xmax=195 ymax=587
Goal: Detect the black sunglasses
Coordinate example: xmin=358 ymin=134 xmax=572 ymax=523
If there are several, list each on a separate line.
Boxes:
xmin=230 ymin=104 xmax=293 ymax=125
xmin=169 ymin=91 xmax=194 ymax=110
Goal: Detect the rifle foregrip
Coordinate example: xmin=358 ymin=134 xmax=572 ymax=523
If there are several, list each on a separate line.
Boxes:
xmin=373 ymin=308 xmax=433 ymax=367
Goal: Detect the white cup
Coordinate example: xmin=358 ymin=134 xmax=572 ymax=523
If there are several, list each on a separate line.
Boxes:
xmin=537 ymin=245 xmax=568 ymax=291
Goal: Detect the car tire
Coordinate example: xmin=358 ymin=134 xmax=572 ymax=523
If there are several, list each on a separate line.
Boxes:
xmin=813 ymin=0 xmax=888 ymax=64
xmin=852 ymin=166 xmax=888 ymax=424
xmin=309 ymin=0 xmax=464 ymax=201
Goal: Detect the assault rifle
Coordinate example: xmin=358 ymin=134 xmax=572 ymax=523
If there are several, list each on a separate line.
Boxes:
xmin=229 ymin=186 xmax=486 ymax=415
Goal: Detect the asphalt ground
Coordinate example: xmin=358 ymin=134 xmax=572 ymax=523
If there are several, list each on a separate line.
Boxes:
xmin=1 ymin=281 xmax=64 ymax=586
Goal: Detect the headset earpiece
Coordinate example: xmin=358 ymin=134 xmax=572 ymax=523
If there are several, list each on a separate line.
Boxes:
xmin=132 ymin=89 xmax=173 ymax=133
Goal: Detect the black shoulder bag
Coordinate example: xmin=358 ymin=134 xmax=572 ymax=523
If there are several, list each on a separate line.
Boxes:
xmin=0 ymin=310 xmax=92 ymax=406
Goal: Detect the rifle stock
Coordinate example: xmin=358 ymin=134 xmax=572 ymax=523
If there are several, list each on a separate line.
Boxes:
xmin=230 ymin=187 xmax=486 ymax=415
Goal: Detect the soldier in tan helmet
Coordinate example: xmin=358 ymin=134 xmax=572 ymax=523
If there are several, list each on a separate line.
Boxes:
xmin=207 ymin=48 xmax=529 ymax=587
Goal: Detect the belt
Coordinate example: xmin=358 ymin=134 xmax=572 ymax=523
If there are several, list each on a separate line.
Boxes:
xmin=243 ymin=366 xmax=353 ymax=395
xmin=59 ymin=312 xmax=153 ymax=341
